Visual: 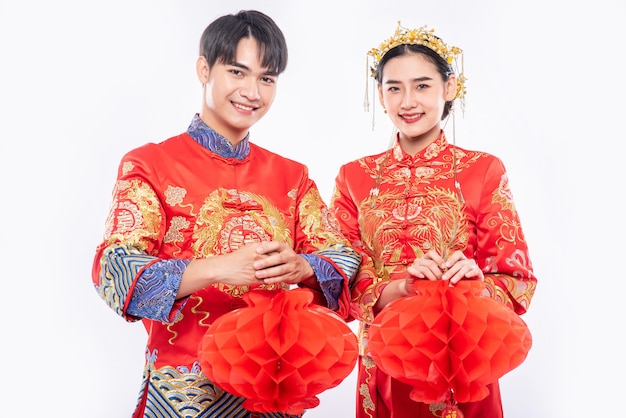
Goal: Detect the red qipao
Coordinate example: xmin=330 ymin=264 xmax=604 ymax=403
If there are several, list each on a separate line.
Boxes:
xmin=330 ymin=132 xmax=537 ymax=417
xmin=368 ymin=280 xmax=532 ymax=407
xmin=198 ymin=288 xmax=359 ymax=416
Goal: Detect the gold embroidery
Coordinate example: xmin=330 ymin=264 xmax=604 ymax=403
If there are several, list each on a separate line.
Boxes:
xmin=483 ymin=253 xmax=536 ymax=313
xmin=149 ymin=364 xmax=222 ymax=413
xmin=358 ymin=186 xmax=467 ymax=270
xmin=164 ymin=309 xmax=185 ymax=345
xmin=299 ymin=187 xmax=351 ymax=247
xmin=191 ymin=295 xmax=211 ymax=328
xmin=105 ymin=179 xmax=161 ymax=251
xmin=492 ymin=173 xmax=517 ymax=214
xmin=166 ymin=324 xmax=179 ymax=345
xmin=211 ymin=282 xmax=289 ymax=297
xmin=164 ymin=216 xmax=189 ymax=244
xmin=360 ymin=357 xmax=376 ymax=418
xmin=121 ymin=161 xmax=134 ymax=176
xmin=488 ymin=212 xmax=523 ymax=250
xmin=429 ymin=402 xmax=447 ymax=416
xmin=193 ymin=189 xmax=291 ymax=257
xmin=164 ymin=185 xmax=187 ymax=206
xmin=187 ymin=189 xmax=295 ymax=297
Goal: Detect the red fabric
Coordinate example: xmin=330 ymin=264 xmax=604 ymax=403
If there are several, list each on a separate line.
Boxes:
xmin=356 ymin=363 xmax=503 ymax=418
xmin=198 ymin=288 xmax=359 ymax=415
xmin=368 ymin=280 xmax=531 ymax=405
xmin=330 ymin=132 xmax=537 ymax=416
xmin=92 ymin=132 xmax=359 ymax=416
xmin=92 ymin=133 xmax=359 ymax=359
xmin=330 ymin=132 xmax=537 ymax=322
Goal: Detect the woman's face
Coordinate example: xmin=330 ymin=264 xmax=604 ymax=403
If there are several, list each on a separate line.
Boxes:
xmin=378 ymin=52 xmax=456 ymax=147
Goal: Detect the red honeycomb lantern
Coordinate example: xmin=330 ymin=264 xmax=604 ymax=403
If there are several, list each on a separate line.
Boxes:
xmin=368 ymin=280 xmax=532 ymax=405
xmin=198 ymin=288 xmax=358 ymax=415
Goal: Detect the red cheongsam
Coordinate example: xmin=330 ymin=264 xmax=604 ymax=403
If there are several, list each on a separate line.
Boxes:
xmin=330 ymin=131 xmax=537 ymax=418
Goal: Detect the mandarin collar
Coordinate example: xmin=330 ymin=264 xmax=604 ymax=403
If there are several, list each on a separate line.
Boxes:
xmin=391 ymin=130 xmax=449 ymax=163
xmin=186 ymin=114 xmax=250 ymax=160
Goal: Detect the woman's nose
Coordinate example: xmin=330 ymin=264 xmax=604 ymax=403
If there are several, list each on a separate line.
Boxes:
xmin=401 ymin=91 xmax=417 ymax=109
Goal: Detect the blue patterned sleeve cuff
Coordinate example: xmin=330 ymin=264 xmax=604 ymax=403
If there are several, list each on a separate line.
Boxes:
xmin=126 ymin=258 xmax=191 ymax=322
xmin=298 ymin=254 xmax=343 ymax=311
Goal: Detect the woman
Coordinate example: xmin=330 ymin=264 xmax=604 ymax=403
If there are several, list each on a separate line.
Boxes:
xmin=330 ymin=23 xmax=537 ymax=417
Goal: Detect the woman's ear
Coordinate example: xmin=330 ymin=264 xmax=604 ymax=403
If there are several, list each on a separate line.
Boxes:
xmin=377 ymin=84 xmax=385 ymax=110
xmin=196 ymin=56 xmax=209 ymax=84
xmin=445 ymin=75 xmax=458 ymax=101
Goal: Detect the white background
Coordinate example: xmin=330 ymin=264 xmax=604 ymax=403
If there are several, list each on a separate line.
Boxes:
xmin=1 ymin=0 xmax=624 ymax=417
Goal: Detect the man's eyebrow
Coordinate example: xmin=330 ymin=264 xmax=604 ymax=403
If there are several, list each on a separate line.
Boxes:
xmin=228 ymin=61 xmax=278 ymax=77
xmin=229 ymin=62 xmax=250 ymax=72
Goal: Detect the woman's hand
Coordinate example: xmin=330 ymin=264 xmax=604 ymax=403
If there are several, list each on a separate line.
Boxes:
xmin=406 ymin=250 xmax=483 ymax=285
xmin=406 ymin=250 xmax=446 ymax=281
xmin=440 ymin=250 xmax=484 ymax=284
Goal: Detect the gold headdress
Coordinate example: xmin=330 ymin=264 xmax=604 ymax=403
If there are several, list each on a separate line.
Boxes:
xmin=364 ymin=22 xmax=466 ymax=127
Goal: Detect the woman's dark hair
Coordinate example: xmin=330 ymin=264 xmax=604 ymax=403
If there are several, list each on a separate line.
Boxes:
xmin=376 ymin=44 xmax=455 ymax=120
xmin=199 ymin=10 xmax=288 ymax=75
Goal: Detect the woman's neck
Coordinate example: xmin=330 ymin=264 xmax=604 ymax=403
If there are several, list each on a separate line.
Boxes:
xmin=398 ymin=127 xmax=442 ymax=156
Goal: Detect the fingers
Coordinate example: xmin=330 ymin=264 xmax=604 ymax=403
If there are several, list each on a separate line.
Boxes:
xmin=407 ymin=262 xmax=442 ymax=281
xmin=255 ymin=240 xmax=285 ymax=256
xmin=423 ymin=250 xmax=446 ymax=266
xmin=441 ymin=250 xmax=465 ymax=270
xmin=411 ymin=250 xmax=483 ymax=285
xmin=442 ymin=261 xmax=484 ymax=284
xmin=252 ymin=241 xmax=312 ymax=284
xmin=253 ymin=241 xmax=290 ymax=270
xmin=408 ymin=250 xmax=447 ymax=280
xmin=256 ymin=262 xmax=310 ymax=285
xmin=404 ymin=276 xmax=418 ymax=295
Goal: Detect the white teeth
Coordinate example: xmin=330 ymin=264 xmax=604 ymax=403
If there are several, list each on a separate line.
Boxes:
xmin=234 ymin=103 xmax=254 ymax=111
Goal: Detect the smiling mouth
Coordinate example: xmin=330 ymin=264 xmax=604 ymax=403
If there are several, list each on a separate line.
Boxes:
xmin=401 ymin=113 xmax=423 ymax=122
xmin=233 ymin=102 xmax=256 ymax=111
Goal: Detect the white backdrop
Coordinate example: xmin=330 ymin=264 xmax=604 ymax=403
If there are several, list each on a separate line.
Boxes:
xmin=1 ymin=0 xmax=624 ymax=417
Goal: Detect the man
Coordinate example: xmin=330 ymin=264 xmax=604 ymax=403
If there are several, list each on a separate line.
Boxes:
xmin=92 ymin=10 xmax=360 ymax=417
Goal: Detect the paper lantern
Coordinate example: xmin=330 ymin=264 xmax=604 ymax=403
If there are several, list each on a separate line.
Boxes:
xmin=368 ymin=280 xmax=532 ymax=405
xmin=198 ymin=288 xmax=358 ymax=415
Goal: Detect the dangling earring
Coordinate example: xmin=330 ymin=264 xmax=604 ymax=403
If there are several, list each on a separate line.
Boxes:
xmin=364 ymin=54 xmax=379 ymax=131
xmin=363 ymin=54 xmax=370 ymax=113
xmin=371 ymin=80 xmax=377 ymax=131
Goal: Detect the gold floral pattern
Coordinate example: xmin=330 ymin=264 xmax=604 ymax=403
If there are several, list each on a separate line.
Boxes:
xmin=104 ymin=179 xmax=161 ymax=251
xmin=330 ymin=133 xmax=538 ymax=402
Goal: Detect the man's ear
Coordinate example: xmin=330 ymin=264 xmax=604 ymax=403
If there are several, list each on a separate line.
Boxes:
xmin=196 ymin=56 xmax=209 ymax=84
